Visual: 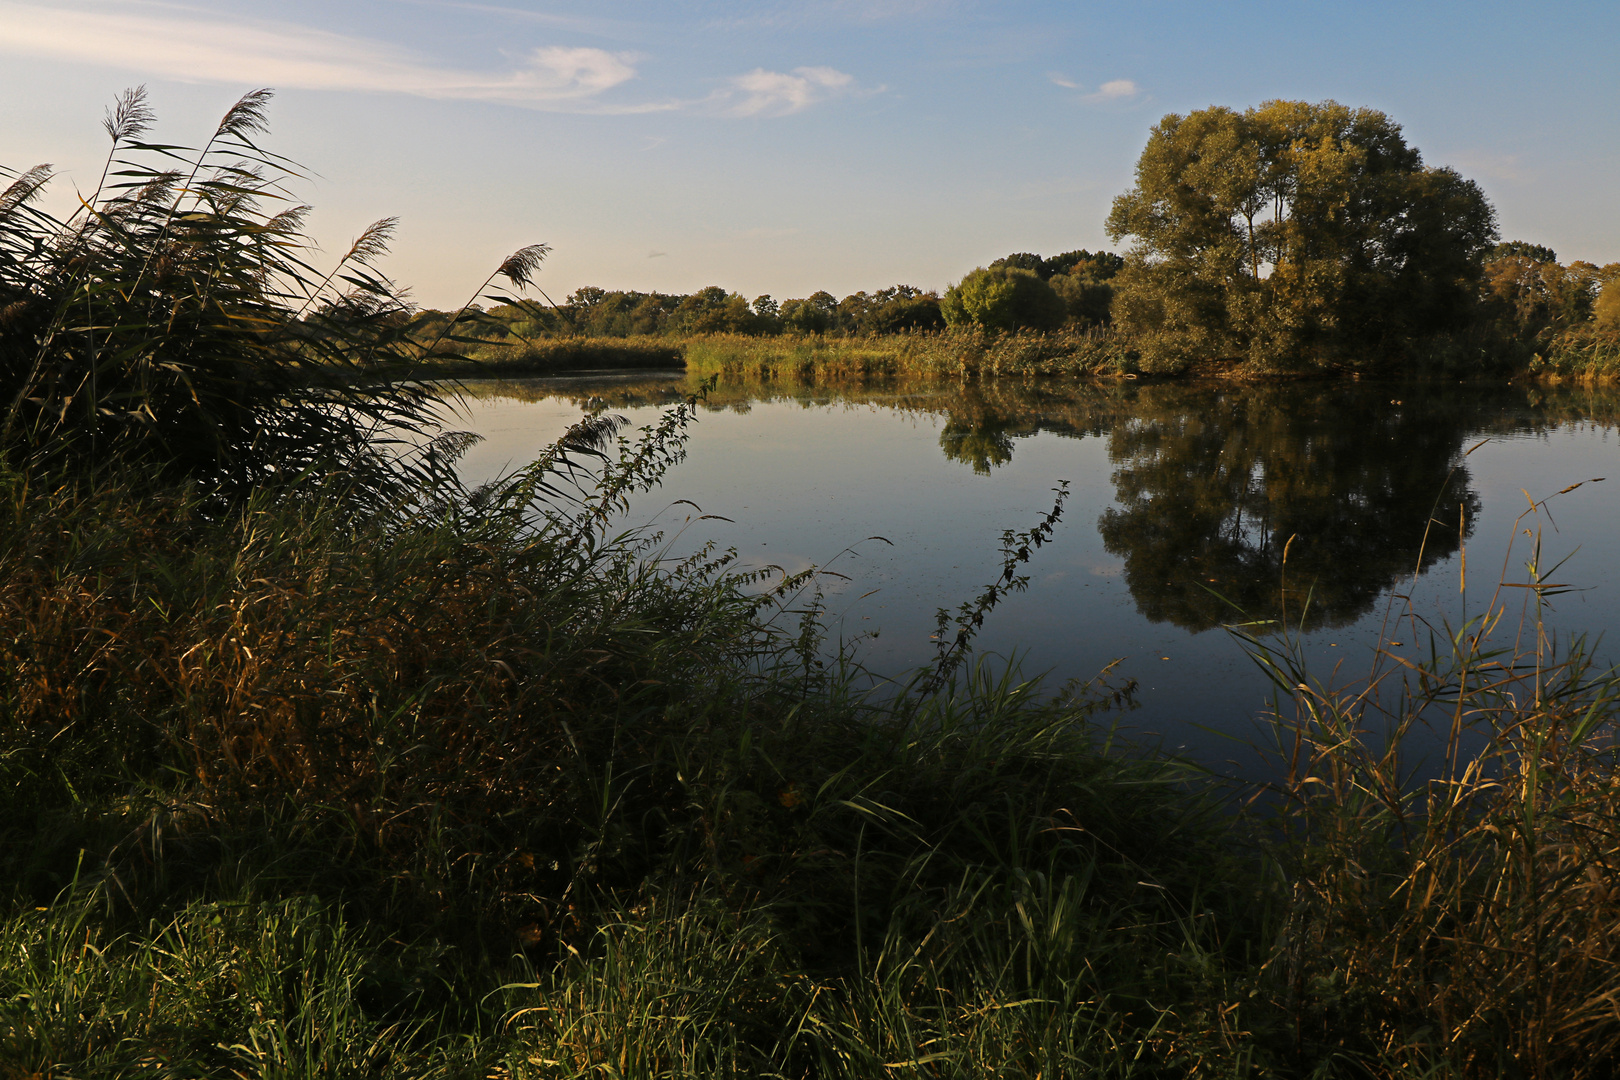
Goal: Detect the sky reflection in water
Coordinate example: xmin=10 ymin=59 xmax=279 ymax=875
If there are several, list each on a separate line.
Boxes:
xmin=442 ymin=374 xmax=1620 ymax=776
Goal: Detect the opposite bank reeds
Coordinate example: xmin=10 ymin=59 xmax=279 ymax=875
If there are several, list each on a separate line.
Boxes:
xmin=682 ymin=327 xmax=1137 ymax=381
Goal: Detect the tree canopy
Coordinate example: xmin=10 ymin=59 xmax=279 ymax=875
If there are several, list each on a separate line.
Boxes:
xmin=1105 ymin=99 xmax=1498 ymax=372
xmin=941 ymin=266 xmax=1067 ymax=333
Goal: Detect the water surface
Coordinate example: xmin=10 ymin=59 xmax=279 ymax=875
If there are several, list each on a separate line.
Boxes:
xmin=441 ymin=374 xmax=1620 ymax=773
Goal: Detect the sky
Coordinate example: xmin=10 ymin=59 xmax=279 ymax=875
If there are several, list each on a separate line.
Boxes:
xmin=3 ymin=0 xmax=1617 ymax=309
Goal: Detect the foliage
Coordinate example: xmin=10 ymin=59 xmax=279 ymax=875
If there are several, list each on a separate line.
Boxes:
xmin=1600 ymin=282 xmax=1620 ymax=331
xmin=1482 ymin=243 xmax=1617 ymax=338
xmin=833 ymin=285 xmax=945 ymax=334
xmin=534 ymin=285 xmax=945 ymax=341
xmin=941 ymin=265 xmax=1068 ymax=333
xmin=1241 ymin=481 xmax=1620 ymax=1077
xmin=1106 ymin=99 xmax=1499 ymax=373
xmin=0 ymin=402 xmax=1245 ymax=1075
xmin=991 ymin=250 xmax=1124 ymax=327
xmin=779 ymin=290 xmax=838 ymax=334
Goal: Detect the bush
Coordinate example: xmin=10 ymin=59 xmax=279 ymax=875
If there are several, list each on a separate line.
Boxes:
xmin=941 ymin=266 xmax=1068 ymax=333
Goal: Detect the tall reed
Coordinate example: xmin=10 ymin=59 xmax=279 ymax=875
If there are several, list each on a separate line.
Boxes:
xmin=1242 ymin=476 xmax=1620 ymax=1077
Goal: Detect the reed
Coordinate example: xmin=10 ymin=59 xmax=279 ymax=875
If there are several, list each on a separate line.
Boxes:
xmin=682 ymin=326 xmax=1135 ymax=381
xmin=1237 ymin=477 xmax=1620 ymax=1077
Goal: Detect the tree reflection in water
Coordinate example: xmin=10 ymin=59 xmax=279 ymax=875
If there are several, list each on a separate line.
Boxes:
xmin=456 ymin=373 xmax=1620 ymax=636
xmin=1095 ymin=384 xmax=1479 ymax=632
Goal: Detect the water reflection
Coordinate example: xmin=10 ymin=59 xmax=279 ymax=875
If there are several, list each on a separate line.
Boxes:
xmin=445 ymin=374 xmax=1618 ymax=637
xmin=1095 ymin=385 xmax=1482 ymax=631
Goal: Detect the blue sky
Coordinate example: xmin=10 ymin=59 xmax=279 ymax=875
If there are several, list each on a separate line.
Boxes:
xmin=3 ymin=0 xmax=1617 ymax=308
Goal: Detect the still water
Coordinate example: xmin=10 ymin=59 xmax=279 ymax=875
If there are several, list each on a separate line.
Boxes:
xmin=441 ymin=374 xmax=1620 ymax=772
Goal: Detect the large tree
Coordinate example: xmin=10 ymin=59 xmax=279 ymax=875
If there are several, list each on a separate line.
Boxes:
xmin=1105 ymin=100 xmax=1498 ymax=372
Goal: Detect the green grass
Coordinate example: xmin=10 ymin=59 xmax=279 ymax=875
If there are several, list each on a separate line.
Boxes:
xmin=1525 ymin=325 xmax=1620 ymax=382
xmin=0 ymin=438 xmax=1255 ymax=1077
xmin=9 ymin=394 xmax=1620 ymax=1077
xmin=417 ymin=336 xmax=686 ymax=378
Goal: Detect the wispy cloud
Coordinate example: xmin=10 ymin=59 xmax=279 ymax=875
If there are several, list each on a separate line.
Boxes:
xmin=718 ymin=66 xmax=857 ymax=117
xmin=0 ymin=1 xmax=669 ymax=112
xmin=1047 ymin=72 xmax=1079 ymax=90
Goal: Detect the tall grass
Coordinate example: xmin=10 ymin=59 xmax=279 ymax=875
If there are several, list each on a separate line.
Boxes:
xmin=682 ymin=326 xmax=1135 ymax=381
xmin=0 ymin=87 xmax=548 ymax=498
xmin=1526 ymin=325 xmax=1620 ymax=383
xmin=1237 ymin=476 xmax=1620 ymax=1077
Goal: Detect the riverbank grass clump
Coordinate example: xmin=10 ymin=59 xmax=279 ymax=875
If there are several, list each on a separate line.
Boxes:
xmin=0 ymin=428 xmax=1253 ymax=1076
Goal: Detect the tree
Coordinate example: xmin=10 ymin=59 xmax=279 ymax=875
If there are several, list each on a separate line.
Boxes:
xmin=673 ymin=286 xmax=758 ymax=334
xmin=1105 ymin=100 xmax=1498 ymax=372
xmin=986 ymin=250 xmax=1123 ymax=326
xmin=834 ymin=285 xmax=944 ymax=334
xmin=1483 ymin=247 xmax=1601 ymax=337
xmin=1599 ymin=282 xmax=1620 ymax=332
xmin=941 ymin=266 xmax=1066 ymax=333
xmin=780 ymin=291 xmax=837 ymax=334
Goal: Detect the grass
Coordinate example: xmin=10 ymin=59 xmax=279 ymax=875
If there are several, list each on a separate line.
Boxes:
xmin=1525 ymin=325 xmax=1620 ymax=383
xmin=682 ymin=327 xmax=1136 ymax=380
xmin=402 ymin=326 xmax=1137 ymax=383
xmin=0 ymin=434 xmax=1251 ymax=1076
xmin=415 ymin=336 xmax=685 ymax=378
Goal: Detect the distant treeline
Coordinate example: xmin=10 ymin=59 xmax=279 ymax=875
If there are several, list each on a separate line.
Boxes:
xmin=408 ymin=100 xmax=1620 ymax=379
xmin=405 ymin=249 xmax=1123 ymax=347
xmin=409 ymin=237 xmax=1619 ymax=378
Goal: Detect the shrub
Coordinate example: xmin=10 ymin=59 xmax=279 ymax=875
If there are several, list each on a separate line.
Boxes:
xmin=941 ymin=266 xmax=1068 ymax=333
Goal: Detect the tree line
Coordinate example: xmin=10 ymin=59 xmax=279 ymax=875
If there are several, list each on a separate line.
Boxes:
xmin=412 ymin=98 xmax=1618 ymax=375
xmin=405 ymin=248 xmax=1125 ymax=354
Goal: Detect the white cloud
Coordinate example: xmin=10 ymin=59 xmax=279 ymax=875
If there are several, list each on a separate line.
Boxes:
xmin=0 ymin=1 xmax=665 ymax=112
xmin=1085 ymin=79 xmax=1140 ymax=103
xmin=721 ymin=66 xmax=856 ymax=117
xmin=1051 ymin=74 xmax=1144 ymax=104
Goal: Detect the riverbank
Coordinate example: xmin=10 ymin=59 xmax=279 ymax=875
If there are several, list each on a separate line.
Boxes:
xmin=405 ymin=325 xmax=1620 ymax=386
xmin=7 ymin=395 xmax=1620 ymax=1076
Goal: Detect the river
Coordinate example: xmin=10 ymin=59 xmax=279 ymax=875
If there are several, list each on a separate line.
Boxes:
xmin=436 ymin=373 xmax=1620 ymax=776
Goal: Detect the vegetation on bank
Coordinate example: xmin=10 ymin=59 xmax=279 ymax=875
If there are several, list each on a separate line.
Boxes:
xmin=405 ymin=99 xmax=1618 ymax=382
xmin=8 ymin=89 xmax=1620 ymax=1079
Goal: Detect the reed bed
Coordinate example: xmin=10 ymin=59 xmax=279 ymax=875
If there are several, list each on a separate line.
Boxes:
xmin=430 ymin=336 xmax=685 ymax=377
xmin=682 ymin=327 xmax=1135 ymax=381
xmin=1526 ymin=327 xmax=1620 ymax=383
